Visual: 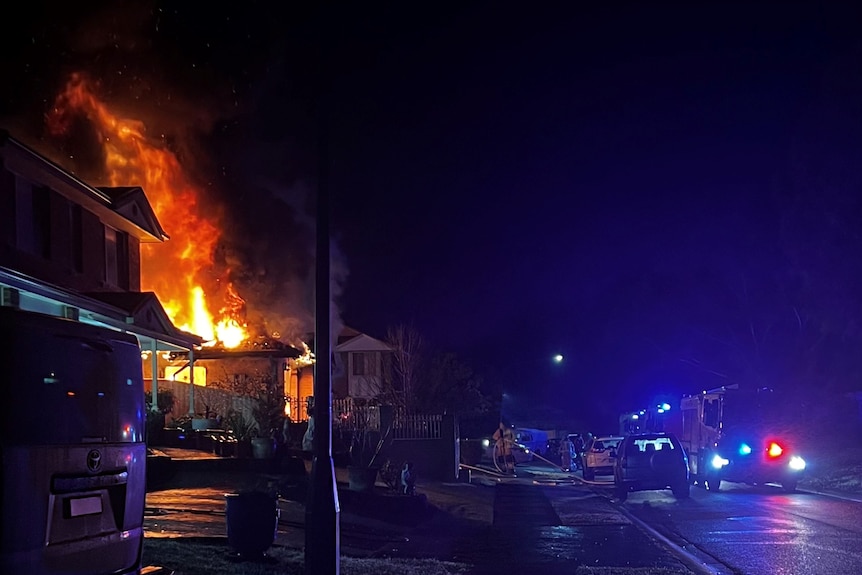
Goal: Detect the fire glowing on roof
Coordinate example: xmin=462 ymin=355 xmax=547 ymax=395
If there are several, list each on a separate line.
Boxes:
xmin=44 ymin=73 xmax=294 ymax=350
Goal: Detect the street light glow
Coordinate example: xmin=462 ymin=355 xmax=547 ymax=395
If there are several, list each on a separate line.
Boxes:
xmin=553 ymin=354 xmax=564 ymax=363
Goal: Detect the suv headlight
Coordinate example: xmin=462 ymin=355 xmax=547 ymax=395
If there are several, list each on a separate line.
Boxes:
xmin=788 ymin=456 xmax=806 ymax=471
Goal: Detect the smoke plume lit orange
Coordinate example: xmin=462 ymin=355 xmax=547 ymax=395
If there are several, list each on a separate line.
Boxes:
xmin=46 ymin=73 xmax=247 ymax=347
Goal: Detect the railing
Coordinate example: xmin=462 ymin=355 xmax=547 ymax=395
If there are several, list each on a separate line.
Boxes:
xmin=332 ymin=397 xmax=381 ymax=431
xmin=153 ymin=385 xmax=443 ymax=441
xmin=330 ymin=399 xmax=442 ymax=439
xmin=391 ymin=408 xmax=442 ymax=439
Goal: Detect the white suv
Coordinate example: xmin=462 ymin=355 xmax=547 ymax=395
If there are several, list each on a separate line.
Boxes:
xmin=581 ymin=435 xmax=623 ymax=480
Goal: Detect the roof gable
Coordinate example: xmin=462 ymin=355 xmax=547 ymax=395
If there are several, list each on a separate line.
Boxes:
xmin=0 ymin=133 xmax=168 ymax=243
xmin=98 ymin=187 xmax=169 ymax=242
xmin=335 ymin=333 xmax=392 ymax=352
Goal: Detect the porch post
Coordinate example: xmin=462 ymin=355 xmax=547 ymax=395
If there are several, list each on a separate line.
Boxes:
xmin=150 ymin=339 xmax=159 ymax=412
xmin=187 ymin=348 xmax=195 ymax=416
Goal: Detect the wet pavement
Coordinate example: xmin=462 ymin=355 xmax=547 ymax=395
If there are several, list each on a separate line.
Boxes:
xmin=145 ymin=448 xmax=706 ymax=573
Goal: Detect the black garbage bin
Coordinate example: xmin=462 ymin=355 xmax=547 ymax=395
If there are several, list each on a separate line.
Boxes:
xmin=224 ymin=491 xmax=279 ymax=558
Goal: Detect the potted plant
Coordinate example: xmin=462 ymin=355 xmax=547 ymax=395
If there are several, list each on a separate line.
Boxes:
xmin=250 ymin=376 xmax=285 ymax=459
xmin=191 ymin=387 xmax=225 ymax=430
xmin=225 ymin=409 xmax=256 ymax=458
xmin=144 ymin=389 xmax=175 ymax=446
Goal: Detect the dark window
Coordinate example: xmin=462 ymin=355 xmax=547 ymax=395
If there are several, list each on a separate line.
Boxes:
xmin=116 ymin=230 xmax=129 ymax=289
xmin=104 ymin=225 xmax=118 ymax=286
xmin=353 ymin=353 xmax=366 ymax=375
xmin=32 ymin=185 xmax=51 ymax=259
xmin=703 ymin=399 xmax=720 ymax=429
xmin=352 ymin=352 xmax=380 ymax=376
xmin=70 ymin=204 xmax=83 ymax=273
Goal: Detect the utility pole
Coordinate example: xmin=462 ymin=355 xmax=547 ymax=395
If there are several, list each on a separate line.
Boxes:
xmin=305 ymin=1 xmax=340 ymax=571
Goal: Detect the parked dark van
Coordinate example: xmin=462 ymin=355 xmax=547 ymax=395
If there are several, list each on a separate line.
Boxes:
xmin=0 ymin=307 xmax=146 ymax=574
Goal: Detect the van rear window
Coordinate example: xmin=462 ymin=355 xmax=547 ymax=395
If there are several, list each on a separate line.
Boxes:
xmin=0 ymin=316 xmax=144 ymax=446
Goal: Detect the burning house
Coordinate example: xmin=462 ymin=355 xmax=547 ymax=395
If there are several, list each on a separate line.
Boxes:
xmin=1 ymin=74 xmax=323 ymax=431
xmin=2 ymin=70 xmax=411 ymax=449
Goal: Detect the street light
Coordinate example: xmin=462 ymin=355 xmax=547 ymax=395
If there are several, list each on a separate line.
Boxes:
xmin=553 ymin=354 xmax=564 ymax=363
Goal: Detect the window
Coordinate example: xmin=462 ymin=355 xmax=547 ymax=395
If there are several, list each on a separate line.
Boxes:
xmin=703 ymin=399 xmax=720 ymax=429
xmin=352 ymin=352 xmax=380 ymax=376
xmin=70 ymin=204 xmax=83 ymax=273
xmin=14 ymin=178 xmax=51 ymax=258
xmin=105 ymin=225 xmax=118 ymax=286
xmin=116 ymin=230 xmax=129 ymax=289
xmin=31 ymin=186 xmax=51 ymax=259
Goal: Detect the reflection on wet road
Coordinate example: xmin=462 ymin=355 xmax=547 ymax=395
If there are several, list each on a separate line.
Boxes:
xmin=622 ymin=482 xmax=862 ymax=575
xmin=448 ymin=483 xmax=695 ymax=573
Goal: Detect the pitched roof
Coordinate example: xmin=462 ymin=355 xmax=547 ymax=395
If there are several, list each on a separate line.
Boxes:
xmin=83 ymin=290 xmax=202 ymax=346
xmin=0 ymin=131 xmax=168 ymax=242
xmin=305 ymin=325 xmax=391 ymax=352
xmin=98 ymin=187 xmax=169 ymax=241
xmin=335 ymin=332 xmax=392 ymax=352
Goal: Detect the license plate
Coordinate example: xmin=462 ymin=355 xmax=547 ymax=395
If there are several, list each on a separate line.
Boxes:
xmin=69 ymin=496 xmax=102 ymax=517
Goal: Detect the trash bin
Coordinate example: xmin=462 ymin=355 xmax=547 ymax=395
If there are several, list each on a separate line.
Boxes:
xmin=224 ymin=491 xmax=279 ymax=558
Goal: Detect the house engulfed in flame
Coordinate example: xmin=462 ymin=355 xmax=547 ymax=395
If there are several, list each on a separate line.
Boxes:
xmin=0 ymin=130 xmax=314 ymax=421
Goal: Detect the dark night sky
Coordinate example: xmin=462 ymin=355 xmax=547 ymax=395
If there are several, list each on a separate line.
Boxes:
xmin=3 ymin=1 xmax=862 ymax=430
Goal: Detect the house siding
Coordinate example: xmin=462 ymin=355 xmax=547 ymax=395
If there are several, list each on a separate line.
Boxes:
xmin=0 ymin=146 xmax=139 ymax=294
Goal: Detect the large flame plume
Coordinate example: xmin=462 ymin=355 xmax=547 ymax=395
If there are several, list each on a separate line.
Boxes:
xmin=46 ymin=73 xmax=247 ymax=347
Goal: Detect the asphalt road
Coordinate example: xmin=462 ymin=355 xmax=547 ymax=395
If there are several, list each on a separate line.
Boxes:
xmin=619 ymin=479 xmax=862 ymax=575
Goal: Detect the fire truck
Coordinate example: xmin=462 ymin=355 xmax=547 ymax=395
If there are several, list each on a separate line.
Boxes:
xmin=670 ymin=385 xmax=807 ymax=492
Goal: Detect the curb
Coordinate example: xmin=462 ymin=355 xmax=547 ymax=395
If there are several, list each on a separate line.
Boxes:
xmin=613 ymin=502 xmax=723 ymax=575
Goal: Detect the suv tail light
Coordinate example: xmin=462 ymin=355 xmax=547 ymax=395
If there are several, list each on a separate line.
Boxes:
xmin=767 ymin=442 xmax=783 ymax=458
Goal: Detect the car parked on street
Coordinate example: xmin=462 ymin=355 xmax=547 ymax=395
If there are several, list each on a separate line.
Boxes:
xmin=513 ymin=428 xmax=550 ymax=460
xmin=613 ymin=432 xmax=690 ymax=501
xmin=581 ymin=435 xmax=624 ymax=480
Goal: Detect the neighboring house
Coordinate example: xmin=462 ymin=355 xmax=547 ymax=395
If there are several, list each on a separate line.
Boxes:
xmin=0 ymin=130 xmax=202 ymax=409
xmin=333 ymin=327 xmax=393 ymax=400
xmin=284 ymin=326 xmax=393 ymax=421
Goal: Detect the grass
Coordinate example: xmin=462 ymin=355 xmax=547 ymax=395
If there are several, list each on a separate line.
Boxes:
xmin=142 ymin=538 xmax=693 ymax=575
xmin=799 ymin=446 xmax=862 ymax=493
xmin=142 ymin=538 xmax=470 ymax=575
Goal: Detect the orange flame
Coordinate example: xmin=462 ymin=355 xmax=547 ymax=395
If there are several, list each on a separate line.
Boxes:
xmin=46 ymin=73 xmax=248 ymax=347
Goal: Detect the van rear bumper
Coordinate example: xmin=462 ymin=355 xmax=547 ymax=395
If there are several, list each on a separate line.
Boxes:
xmin=1 ymin=527 xmax=143 ymax=575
